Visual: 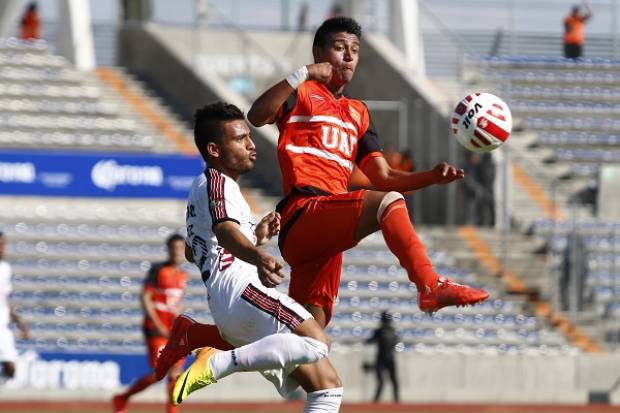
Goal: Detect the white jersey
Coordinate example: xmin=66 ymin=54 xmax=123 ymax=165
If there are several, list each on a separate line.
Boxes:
xmin=186 ymin=168 xmax=259 ymax=294
xmin=0 ymin=261 xmax=12 ymax=328
xmin=186 ymin=167 xmax=312 ymax=397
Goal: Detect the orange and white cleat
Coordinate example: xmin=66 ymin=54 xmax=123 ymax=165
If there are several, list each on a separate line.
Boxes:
xmin=155 ymin=314 xmax=196 ymax=381
xmin=418 ymin=277 xmax=489 ymax=314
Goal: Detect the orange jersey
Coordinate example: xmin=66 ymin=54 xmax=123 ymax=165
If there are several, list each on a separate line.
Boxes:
xmin=142 ymin=261 xmax=187 ymax=337
xmin=564 ymin=15 xmax=585 ymax=45
xmin=275 ymin=80 xmax=382 ymax=196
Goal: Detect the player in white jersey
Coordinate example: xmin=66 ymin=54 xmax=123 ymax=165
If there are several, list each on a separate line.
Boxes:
xmin=169 ymin=102 xmax=343 ymax=412
xmin=0 ymin=232 xmax=29 ymax=381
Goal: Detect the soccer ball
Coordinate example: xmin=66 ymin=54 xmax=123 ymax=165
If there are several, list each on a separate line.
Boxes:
xmin=451 ymin=92 xmax=512 ymax=153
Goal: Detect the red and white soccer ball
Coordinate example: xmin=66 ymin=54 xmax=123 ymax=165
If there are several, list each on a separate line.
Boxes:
xmin=451 ymin=92 xmax=512 ymax=153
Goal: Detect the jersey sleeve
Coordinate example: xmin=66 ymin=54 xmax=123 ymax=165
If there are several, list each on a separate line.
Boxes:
xmin=205 ymin=169 xmax=244 ymax=228
xmin=274 ymin=90 xmax=299 ymax=124
xmin=355 ymin=117 xmax=383 ymax=168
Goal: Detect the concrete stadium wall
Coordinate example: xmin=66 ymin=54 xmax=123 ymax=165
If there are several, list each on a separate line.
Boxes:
xmin=116 ymin=24 xmax=282 ymax=195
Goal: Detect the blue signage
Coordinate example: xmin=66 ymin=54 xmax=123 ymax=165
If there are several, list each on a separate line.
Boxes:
xmin=0 ymin=150 xmax=203 ymax=198
xmin=7 ymin=349 xmax=193 ymax=389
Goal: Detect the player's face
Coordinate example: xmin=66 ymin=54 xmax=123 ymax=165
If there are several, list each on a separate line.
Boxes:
xmin=318 ymin=32 xmax=360 ymax=86
xmin=167 ymin=239 xmax=185 ymax=266
xmin=217 ymin=120 xmax=256 ymax=177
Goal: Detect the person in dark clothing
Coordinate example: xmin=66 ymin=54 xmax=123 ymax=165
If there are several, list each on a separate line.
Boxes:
xmin=365 ymin=311 xmax=400 ymax=403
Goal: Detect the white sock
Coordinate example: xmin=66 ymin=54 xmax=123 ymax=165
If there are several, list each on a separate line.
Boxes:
xmin=304 ymin=387 xmax=344 ymax=413
xmin=208 ymin=334 xmax=328 ymax=380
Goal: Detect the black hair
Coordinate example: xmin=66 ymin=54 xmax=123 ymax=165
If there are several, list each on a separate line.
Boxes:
xmin=312 ymin=16 xmax=362 ymax=49
xmin=193 ymin=102 xmax=245 ymax=161
xmin=166 ymin=233 xmax=185 ymax=247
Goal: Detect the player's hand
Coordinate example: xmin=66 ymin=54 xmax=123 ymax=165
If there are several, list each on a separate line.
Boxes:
xmin=431 ymin=161 xmax=464 ymax=184
xmin=256 ymin=250 xmax=285 ymax=288
xmin=307 ymin=62 xmax=333 ymax=84
xmin=255 ymin=211 xmax=281 ymax=246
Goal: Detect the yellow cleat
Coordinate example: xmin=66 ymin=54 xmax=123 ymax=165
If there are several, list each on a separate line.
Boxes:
xmin=172 ymin=347 xmax=220 ymax=405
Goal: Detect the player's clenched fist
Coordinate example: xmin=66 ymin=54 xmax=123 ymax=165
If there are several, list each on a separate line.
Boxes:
xmin=307 ymin=62 xmax=333 ymax=84
xmin=256 ymin=250 xmax=285 ymax=288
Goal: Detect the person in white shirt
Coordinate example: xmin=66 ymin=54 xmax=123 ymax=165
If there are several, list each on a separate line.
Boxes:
xmin=164 ymin=102 xmax=343 ymax=412
xmin=0 ymin=232 xmax=29 ymax=380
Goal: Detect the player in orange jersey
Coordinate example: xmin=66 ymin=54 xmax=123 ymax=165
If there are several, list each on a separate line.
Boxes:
xmin=246 ymin=16 xmax=489 ymax=327
xmin=112 ymin=234 xmax=187 ymax=413
xmin=155 ymin=17 xmax=489 ymax=380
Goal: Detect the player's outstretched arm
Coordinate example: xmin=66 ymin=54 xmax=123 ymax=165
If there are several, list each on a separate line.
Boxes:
xmin=247 ymin=63 xmax=333 ymax=127
xmin=362 ymin=156 xmax=464 ymax=192
xmin=214 ymin=221 xmax=285 ymax=287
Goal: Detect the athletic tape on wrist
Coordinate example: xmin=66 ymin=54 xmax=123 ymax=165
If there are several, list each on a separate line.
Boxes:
xmin=285 ymin=66 xmax=309 ymax=89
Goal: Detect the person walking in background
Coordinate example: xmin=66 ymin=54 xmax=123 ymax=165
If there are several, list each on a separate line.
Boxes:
xmin=112 ymin=234 xmax=188 ymax=413
xmin=365 ymin=311 xmax=400 ymax=403
xmin=19 ymin=2 xmax=40 ymax=41
xmin=563 ymin=1 xmax=592 ymax=59
xmin=0 ymin=232 xmax=29 ymax=383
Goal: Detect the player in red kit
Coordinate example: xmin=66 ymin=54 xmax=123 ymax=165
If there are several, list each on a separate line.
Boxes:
xmin=113 ymin=234 xmax=187 ymax=413
xmin=246 ymin=16 xmax=489 ymax=326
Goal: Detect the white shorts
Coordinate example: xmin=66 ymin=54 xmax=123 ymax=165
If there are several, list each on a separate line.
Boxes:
xmin=207 ymin=278 xmax=312 ymax=397
xmin=0 ymin=327 xmax=17 ymax=362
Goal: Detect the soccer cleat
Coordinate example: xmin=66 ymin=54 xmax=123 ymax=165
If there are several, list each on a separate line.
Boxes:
xmin=172 ymin=347 xmax=220 ymax=405
xmin=111 ymin=394 xmax=127 ymax=413
xmin=155 ymin=314 xmax=196 ymax=381
xmin=418 ymin=277 xmax=489 ymax=314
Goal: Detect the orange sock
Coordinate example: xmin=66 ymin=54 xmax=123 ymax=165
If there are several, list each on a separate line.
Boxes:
xmin=379 ymin=199 xmax=439 ymax=291
xmin=187 ymin=323 xmax=235 ymax=351
xmin=123 ymin=373 xmax=156 ymax=399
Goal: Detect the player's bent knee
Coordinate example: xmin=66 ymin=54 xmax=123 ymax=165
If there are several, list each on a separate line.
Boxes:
xmin=376 ymin=191 xmax=405 ymax=222
xmin=299 ymin=336 xmax=329 ymax=364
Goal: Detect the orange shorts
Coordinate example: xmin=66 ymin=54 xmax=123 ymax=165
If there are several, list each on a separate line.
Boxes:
xmin=278 ymin=190 xmax=367 ymax=324
xmin=146 ymin=336 xmax=185 ymax=373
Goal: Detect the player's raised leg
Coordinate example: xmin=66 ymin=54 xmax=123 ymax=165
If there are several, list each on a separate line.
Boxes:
xmin=155 ymin=314 xmax=234 ymax=380
xmin=172 ymin=318 xmax=329 ymax=405
xmin=356 ymin=190 xmax=489 ymax=313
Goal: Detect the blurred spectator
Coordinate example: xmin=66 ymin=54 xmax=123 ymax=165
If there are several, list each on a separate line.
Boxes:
xmin=462 ymin=152 xmax=495 ymax=226
xmin=563 ymin=1 xmax=592 ymax=59
xmin=560 ymin=231 xmax=589 ymax=311
xmin=364 ymin=311 xmax=400 ymax=403
xmin=384 ymin=144 xmax=402 ymax=170
xmin=19 ymin=2 xmax=40 ymax=41
xmin=112 ymin=234 xmax=188 ymax=413
xmin=349 ymin=147 xmax=414 ymax=191
xmin=0 ymin=232 xmax=29 ymax=382
xmin=297 ymin=2 xmax=309 ymax=31
xmin=399 ymin=150 xmax=414 ymax=172
xmin=327 ymin=3 xmax=345 ymax=20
